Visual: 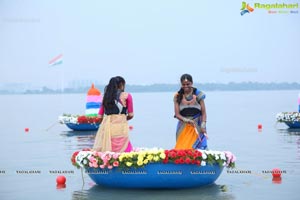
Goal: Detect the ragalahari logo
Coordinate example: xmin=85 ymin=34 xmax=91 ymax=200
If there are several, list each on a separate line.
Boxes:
xmin=241 ymin=2 xmax=254 ymax=15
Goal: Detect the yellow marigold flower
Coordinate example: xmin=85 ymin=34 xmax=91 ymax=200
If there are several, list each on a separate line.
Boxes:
xmin=124 ymin=153 xmax=131 ymax=158
xmin=153 ymin=156 xmax=159 ymax=162
xmin=143 ymin=159 xmax=149 ymax=164
xmin=139 ymin=151 xmax=146 ymax=155
xmin=137 ymin=160 xmax=143 ymax=166
xmin=119 ymin=155 xmax=124 ymax=162
xmin=159 ymin=153 xmax=166 ymax=159
xmin=147 ymin=154 xmax=153 ymax=161
xmin=137 ymin=159 xmax=143 ymax=165
xmin=138 ymin=155 xmax=144 ymax=161
xmin=129 ymin=152 xmax=135 ymax=158
xmin=126 ymin=162 xmax=132 ymax=167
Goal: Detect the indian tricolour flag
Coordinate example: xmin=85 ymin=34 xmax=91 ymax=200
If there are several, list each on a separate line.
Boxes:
xmin=49 ymin=54 xmax=63 ymax=67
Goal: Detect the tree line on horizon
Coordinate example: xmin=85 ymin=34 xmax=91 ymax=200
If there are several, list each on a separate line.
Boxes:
xmin=0 ymin=82 xmax=300 ymax=94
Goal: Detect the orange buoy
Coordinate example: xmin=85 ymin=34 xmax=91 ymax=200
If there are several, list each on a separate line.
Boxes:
xmin=25 ymin=128 xmax=29 ymax=132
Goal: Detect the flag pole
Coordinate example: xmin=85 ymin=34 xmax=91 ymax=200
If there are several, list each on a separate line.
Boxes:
xmin=61 ymin=71 xmax=63 ymax=93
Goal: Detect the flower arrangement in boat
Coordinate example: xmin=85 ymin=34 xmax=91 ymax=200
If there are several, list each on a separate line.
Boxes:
xmin=71 ymin=148 xmax=236 ymax=170
xmin=59 ymin=114 xmax=101 ymax=125
xmin=276 ymin=112 xmax=300 ymax=122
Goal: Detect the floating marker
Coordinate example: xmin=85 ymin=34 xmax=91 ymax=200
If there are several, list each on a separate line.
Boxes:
xmin=272 ymin=168 xmax=281 ymax=178
xmin=258 ymin=124 xmax=262 ymax=130
xmin=25 ymin=128 xmax=29 ymax=132
xmin=56 ymin=175 xmax=66 ymax=184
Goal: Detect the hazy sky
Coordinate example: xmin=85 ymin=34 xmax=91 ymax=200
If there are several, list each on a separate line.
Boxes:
xmin=0 ymin=0 xmax=299 ymax=88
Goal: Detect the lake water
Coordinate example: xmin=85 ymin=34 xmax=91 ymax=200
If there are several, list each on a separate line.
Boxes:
xmin=0 ymin=90 xmax=299 ymax=200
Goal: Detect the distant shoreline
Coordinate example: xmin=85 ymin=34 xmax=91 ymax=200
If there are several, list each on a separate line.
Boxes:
xmin=1 ymin=82 xmax=299 ymax=95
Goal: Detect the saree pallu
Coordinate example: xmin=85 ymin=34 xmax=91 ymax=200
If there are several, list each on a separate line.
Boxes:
xmin=175 ymin=117 xmax=207 ymax=150
xmin=93 ymin=114 xmax=132 ymax=152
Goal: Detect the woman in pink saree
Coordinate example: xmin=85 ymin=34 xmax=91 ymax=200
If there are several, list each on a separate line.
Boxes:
xmin=93 ymin=76 xmax=134 ymax=152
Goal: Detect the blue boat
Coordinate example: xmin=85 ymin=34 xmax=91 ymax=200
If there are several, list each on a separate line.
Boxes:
xmin=284 ymin=121 xmax=300 ymax=129
xmin=276 ymin=111 xmax=300 ymax=129
xmin=86 ymin=163 xmax=224 ymax=189
xmin=65 ymin=123 xmax=99 ymax=131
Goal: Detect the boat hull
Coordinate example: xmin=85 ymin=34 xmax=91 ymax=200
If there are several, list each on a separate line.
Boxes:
xmin=284 ymin=121 xmax=300 ymax=129
xmin=86 ymin=163 xmax=224 ymax=189
xmin=65 ymin=123 xmax=99 ymax=131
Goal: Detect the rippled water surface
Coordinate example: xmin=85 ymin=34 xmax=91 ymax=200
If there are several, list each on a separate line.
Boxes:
xmin=0 ymin=90 xmax=299 ymax=199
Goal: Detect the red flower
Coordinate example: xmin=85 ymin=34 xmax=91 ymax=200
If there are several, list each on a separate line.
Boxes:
xmin=71 ymin=151 xmax=79 ymax=165
xmin=87 ymin=117 xmax=92 ymax=123
xmin=77 ymin=115 xmax=101 ymax=124
xmin=94 ymin=117 xmax=101 ymax=123
xmin=174 ymin=159 xmax=180 ymax=164
xmin=163 ymin=158 xmax=168 ymax=164
xmin=187 ymin=150 xmax=193 ymax=156
xmin=169 ymin=152 xmax=177 ymax=158
xmin=77 ymin=116 xmax=88 ymax=124
xmin=179 ymin=158 xmax=185 ymax=164
xmin=177 ymin=150 xmax=184 ymax=157
xmin=185 ymin=158 xmax=191 ymax=164
xmin=195 ymin=151 xmax=202 ymax=157
xmin=160 ymin=149 xmax=206 ymax=165
xmin=72 ymin=151 xmax=79 ymax=157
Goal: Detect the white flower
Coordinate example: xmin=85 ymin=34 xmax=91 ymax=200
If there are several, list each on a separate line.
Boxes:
xmin=76 ymin=153 xmax=84 ymax=163
xmin=208 ymin=150 xmax=217 ymax=156
xmin=58 ymin=114 xmax=79 ymax=124
xmin=75 ymin=151 xmax=93 ymax=167
xmin=83 ymin=159 xmax=88 ymax=165
xmin=70 ymin=117 xmax=78 ymax=124
xmin=276 ymin=112 xmax=300 ymax=122
xmin=220 ymin=152 xmax=226 ymax=160
xmin=201 ymin=161 xmax=206 ymax=166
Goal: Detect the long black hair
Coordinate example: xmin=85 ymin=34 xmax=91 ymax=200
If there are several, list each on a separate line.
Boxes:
xmin=176 ymin=74 xmax=196 ymax=104
xmin=102 ymin=76 xmax=126 ymax=109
